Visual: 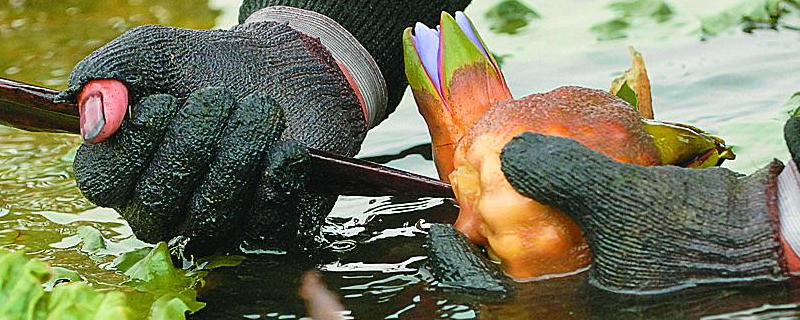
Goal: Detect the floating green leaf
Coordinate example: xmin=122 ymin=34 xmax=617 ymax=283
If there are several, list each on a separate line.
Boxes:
xmin=485 ymin=0 xmax=541 ymax=34
xmin=591 ymin=0 xmax=675 ymax=40
xmin=123 ymin=242 xmax=193 ymax=294
xmin=590 ymin=18 xmax=631 ymax=40
xmin=0 ymin=250 xmax=131 ymax=320
xmin=112 ymin=248 xmax=152 ymax=273
xmin=608 ymin=0 xmax=674 ymax=22
xmin=701 ymin=0 xmax=800 ymax=36
xmin=148 ymin=290 xmax=206 ymax=320
xmin=77 ymin=226 xmax=106 ymax=253
xmin=0 ymin=241 xmax=243 ymax=320
xmin=43 ymin=282 xmax=130 ymax=320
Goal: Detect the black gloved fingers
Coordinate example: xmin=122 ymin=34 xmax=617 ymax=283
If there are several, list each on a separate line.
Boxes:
xmin=499 ymin=132 xmax=659 ymax=226
xmin=73 ymin=94 xmax=179 ymax=208
xmin=263 ymin=140 xmax=312 ymax=195
xmin=238 ymin=141 xmax=333 ymax=254
xmin=293 ymin=193 xmax=336 ymax=253
xmin=181 ymin=94 xmax=286 ymax=256
xmin=121 ymin=87 xmax=236 ymax=243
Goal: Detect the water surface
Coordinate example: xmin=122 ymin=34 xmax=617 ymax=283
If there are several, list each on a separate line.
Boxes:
xmin=1 ymin=0 xmax=800 ymax=318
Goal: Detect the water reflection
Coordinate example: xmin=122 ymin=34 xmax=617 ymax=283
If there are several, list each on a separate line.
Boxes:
xmin=0 ymin=0 xmax=219 ymax=88
xmin=484 ymin=0 xmax=540 ymax=35
xmin=2 ymin=0 xmax=800 ymax=319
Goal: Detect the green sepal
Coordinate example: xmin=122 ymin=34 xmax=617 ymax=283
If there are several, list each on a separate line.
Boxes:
xmin=643 ymin=119 xmax=736 ymax=168
xmin=439 ymin=12 xmax=497 ymax=98
xmin=456 ymin=11 xmax=506 ymax=79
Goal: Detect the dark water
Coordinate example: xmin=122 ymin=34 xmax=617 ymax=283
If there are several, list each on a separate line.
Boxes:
xmin=2 ymin=0 xmax=800 ymax=319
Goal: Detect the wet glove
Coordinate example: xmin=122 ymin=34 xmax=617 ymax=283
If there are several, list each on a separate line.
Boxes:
xmin=61 ymin=0 xmax=472 ymax=256
xmin=497 ymin=118 xmax=800 ymax=294
xmin=71 ymin=88 xmax=327 ymax=257
xmin=62 ymin=21 xmax=363 ymax=257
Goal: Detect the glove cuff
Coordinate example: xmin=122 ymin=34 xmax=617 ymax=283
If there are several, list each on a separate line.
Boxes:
xmin=238 ymin=0 xmax=472 ymax=123
xmin=720 ymin=160 xmax=789 ymax=281
xmin=245 ymin=6 xmax=387 ymax=128
xmin=777 ymin=159 xmax=800 ymax=273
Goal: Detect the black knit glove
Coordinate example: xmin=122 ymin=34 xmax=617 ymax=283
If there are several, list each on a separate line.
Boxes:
xmin=499 ymin=131 xmax=792 ymax=294
xmin=238 ymin=0 xmax=472 ymax=121
xmin=60 ymin=21 xmax=364 ymax=256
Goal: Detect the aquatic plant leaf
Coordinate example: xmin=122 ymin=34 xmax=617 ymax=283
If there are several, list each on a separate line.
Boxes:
xmin=701 ymin=0 xmax=800 ymax=36
xmin=44 ymin=282 xmax=130 ymax=320
xmin=77 ymin=225 xmax=106 ymax=253
xmin=112 ymin=248 xmax=152 ymax=273
xmin=0 ymin=250 xmax=50 ymax=318
xmin=196 ymin=255 xmax=246 ymax=270
xmin=643 ymin=120 xmax=736 ymax=168
xmin=608 ymin=0 xmax=674 ymax=21
xmin=784 ymin=92 xmax=800 ymax=116
xmin=119 ymin=242 xmax=242 ymax=320
xmin=0 ymin=250 xmax=131 ymax=320
xmin=123 ymin=242 xmax=194 ymax=294
xmin=148 ymin=290 xmax=205 ymax=320
xmin=590 ymin=18 xmax=631 ymax=40
xmin=591 ymin=0 xmax=675 ymax=40
xmin=606 ymin=48 xmax=735 ymax=167
xmin=44 ymin=267 xmax=82 ymax=290
xmin=615 ymin=81 xmax=639 ymax=109
xmin=610 ymin=47 xmax=653 ymax=119
xmin=485 ymin=0 xmax=540 ymax=34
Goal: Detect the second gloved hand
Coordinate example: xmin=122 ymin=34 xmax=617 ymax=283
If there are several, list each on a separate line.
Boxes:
xmin=499 ymin=129 xmax=793 ymax=294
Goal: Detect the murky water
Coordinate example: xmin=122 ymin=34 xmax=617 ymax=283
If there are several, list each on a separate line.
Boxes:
xmin=2 ymin=0 xmax=800 ymax=319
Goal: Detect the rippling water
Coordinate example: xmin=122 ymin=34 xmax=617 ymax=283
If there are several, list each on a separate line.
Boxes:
xmin=1 ymin=0 xmax=800 ymax=319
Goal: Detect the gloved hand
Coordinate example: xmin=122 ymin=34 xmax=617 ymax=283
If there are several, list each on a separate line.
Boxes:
xmin=71 ymin=88 xmax=320 ymax=256
xmin=59 ymin=0 xmax=472 ymax=257
xmin=63 ymin=19 xmax=359 ymax=257
xmin=498 ymin=117 xmax=800 ymax=294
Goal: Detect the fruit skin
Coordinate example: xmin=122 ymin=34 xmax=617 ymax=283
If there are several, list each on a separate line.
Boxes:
xmin=450 ymin=86 xmax=662 ymax=279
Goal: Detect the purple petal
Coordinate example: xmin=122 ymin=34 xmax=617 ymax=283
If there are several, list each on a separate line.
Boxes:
xmin=455 ymin=11 xmax=488 ymax=58
xmin=413 ymin=22 xmax=442 ymax=92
